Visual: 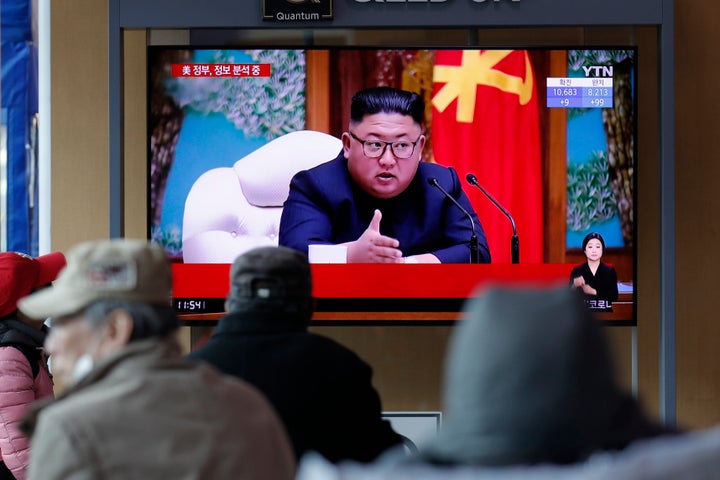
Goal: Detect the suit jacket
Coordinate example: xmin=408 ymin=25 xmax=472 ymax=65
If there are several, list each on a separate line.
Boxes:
xmin=279 ymin=153 xmax=491 ymax=263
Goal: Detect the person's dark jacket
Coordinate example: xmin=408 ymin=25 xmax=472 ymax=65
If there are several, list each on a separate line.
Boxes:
xmin=187 ymin=310 xmax=403 ymax=463
xmin=569 ymin=261 xmax=619 ymax=302
xmin=418 ymin=286 xmax=677 ymax=466
xmin=279 ymin=153 xmax=491 ymax=263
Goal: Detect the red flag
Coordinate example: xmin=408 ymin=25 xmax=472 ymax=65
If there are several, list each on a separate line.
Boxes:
xmin=431 ymin=50 xmax=544 ymax=263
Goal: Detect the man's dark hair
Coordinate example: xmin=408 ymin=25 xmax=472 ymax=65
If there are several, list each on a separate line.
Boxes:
xmin=350 ymin=87 xmax=425 ymax=126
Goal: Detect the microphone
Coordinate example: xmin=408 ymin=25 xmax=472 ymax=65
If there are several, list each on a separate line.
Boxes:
xmin=427 ymin=177 xmax=480 ymax=264
xmin=465 ymin=173 xmax=520 ymax=264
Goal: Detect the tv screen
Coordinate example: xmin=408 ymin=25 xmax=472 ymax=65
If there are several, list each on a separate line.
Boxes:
xmin=147 ymin=46 xmax=636 ymax=324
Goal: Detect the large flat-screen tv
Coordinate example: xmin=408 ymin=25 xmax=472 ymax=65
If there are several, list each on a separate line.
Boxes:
xmin=147 ymin=46 xmax=637 ymax=324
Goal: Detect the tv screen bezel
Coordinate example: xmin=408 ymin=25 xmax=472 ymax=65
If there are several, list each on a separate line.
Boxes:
xmin=146 ymin=44 xmax=638 ymax=326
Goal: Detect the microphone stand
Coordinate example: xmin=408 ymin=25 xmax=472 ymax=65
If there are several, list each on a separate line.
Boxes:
xmin=470 ymin=233 xmax=479 ymax=264
xmin=511 ymin=233 xmax=519 ymax=265
xmin=466 ymin=173 xmax=520 ymax=264
xmin=428 ymin=177 xmax=480 ymax=264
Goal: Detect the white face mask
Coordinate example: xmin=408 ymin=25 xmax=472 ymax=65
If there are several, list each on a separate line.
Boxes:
xmin=71 ymin=353 xmax=94 ymax=384
xmin=69 ymin=323 xmax=108 ymax=385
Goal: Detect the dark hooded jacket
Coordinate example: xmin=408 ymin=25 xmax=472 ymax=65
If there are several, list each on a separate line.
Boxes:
xmin=187 ymin=308 xmax=402 ymax=463
xmin=419 ymin=286 xmax=676 ymax=466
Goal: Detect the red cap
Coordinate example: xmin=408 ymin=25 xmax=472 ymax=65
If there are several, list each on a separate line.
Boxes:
xmin=0 ymin=251 xmax=67 ymax=318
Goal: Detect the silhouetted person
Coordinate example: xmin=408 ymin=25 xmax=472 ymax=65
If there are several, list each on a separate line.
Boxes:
xmin=569 ymin=232 xmax=619 ymax=306
xmin=188 ymin=245 xmax=403 ymax=462
xmin=419 ymin=285 xmax=675 ymax=465
xmin=0 ymin=251 xmax=65 ymax=479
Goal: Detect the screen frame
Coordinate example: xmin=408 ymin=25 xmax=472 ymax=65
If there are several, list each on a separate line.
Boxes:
xmin=146 ymin=44 xmax=638 ymax=326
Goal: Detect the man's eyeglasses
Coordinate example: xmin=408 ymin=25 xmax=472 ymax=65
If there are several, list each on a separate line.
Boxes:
xmin=348 ymin=132 xmax=422 ymax=159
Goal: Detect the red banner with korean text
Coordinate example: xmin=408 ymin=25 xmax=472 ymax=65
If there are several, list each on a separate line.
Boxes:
xmin=431 ymin=50 xmax=543 ymax=263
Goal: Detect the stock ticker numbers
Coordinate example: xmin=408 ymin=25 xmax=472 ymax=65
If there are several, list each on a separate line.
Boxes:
xmin=546 ymin=77 xmax=614 ymax=109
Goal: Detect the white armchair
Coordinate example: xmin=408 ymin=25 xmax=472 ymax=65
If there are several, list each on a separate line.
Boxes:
xmin=181 ymin=130 xmax=342 ymax=263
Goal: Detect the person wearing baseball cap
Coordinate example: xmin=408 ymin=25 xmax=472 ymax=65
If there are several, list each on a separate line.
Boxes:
xmin=187 ymin=246 xmax=403 ymax=463
xmin=18 ymin=239 xmax=294 ymax=480
xmin=0 ymin=250 xmax=66 ymax=480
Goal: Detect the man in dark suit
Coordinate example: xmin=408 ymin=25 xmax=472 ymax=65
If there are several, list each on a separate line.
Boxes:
xmin=279 ymin=86 xmax=491 ymax=264
xmin=187 ymin=246 xmax=403 ymax=463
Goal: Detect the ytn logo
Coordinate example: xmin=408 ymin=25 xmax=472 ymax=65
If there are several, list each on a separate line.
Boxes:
xmin=582 ymin=65 xmax=614 ymax=77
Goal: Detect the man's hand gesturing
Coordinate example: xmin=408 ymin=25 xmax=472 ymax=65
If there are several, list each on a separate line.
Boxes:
xmin=345 ymin=209 xmax=404 ymax=263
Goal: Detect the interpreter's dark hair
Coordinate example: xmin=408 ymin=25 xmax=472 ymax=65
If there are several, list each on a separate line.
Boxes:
xmin=581 ymin=232 xmax=606 ymax=251
xmin=83 ymin=300 xmax=179 ymax=341
xmin=350 ymin=87 xmax=425 ymax=126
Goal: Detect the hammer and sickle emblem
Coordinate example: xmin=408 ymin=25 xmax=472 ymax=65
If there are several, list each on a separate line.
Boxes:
xmin=432 ymin=50 xmax=534 ymax=123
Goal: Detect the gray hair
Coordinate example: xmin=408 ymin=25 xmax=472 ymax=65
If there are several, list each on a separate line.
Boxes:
xmin=83 ymin=300 xmax=178 ymax=341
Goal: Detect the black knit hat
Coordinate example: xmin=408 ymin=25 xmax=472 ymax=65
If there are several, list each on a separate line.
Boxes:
xmin=226 ymin=247 xmax=314 ymax=327
xmin=228 ymin=246 xmax=312 ymax=304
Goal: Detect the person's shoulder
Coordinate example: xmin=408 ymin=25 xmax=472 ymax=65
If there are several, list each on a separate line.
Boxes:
xmin=198 ymin=361 xmax=271 ymax=401
xmin=0 ymin=344 xmax=38 ymax=383
xmin=288 ymin=154 xmax=347 ymax=196
xmin=417 ymin=162 xmax=460 ymax=184
xmin=36 ymin=386 xmax=111 ymax=432
xmin=0 ymin=344 xmax=32 ymax=362
xmin=568 ymin=264 xmax=585 ymax=281
xmin=418 ymin=161 xmax=454 ymax=175
xmin=298 ymin=152 xmax=346 ymax=177
xmin=185 ymin=340 xmax=214 ymax=361
xmin=600 ymin=261 xmax=617 ymax=274
xmin=304 ymin=333 xmax=372 ymax=369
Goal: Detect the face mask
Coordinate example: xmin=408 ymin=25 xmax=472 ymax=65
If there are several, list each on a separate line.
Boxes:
xmin=69 ymin=323 xmax=108 ymax=385
xmin=71 ymin=353 xmax=94 ymax=384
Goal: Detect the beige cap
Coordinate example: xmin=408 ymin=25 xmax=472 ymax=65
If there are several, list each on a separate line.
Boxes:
xmin=18 ymin=239 xmax=172 ymax=320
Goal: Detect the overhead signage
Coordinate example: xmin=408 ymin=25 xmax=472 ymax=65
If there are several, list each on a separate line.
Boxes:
xmin=263 ymin=0 xmax=333 ymax=21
